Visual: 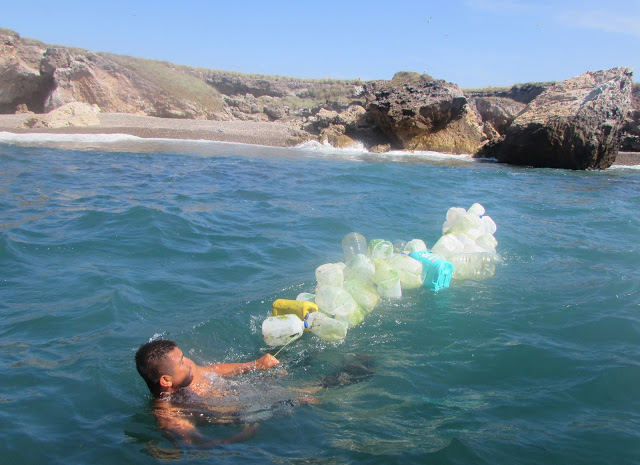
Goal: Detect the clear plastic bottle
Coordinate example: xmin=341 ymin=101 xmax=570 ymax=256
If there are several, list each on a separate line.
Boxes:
xmin=482 ymin=215 xmax=497 ymax=235
xmin=372 ymin=258 xmax=402 ymax=298
xmin=467 ymin=203 xmax=485 ymax=217
xmin=342 ymin=232 xmax=368 ymax=264
xmin=315 ymin=285 xmax=365 ymax=327
xmin=449 ymin=252 xmax=496 ymax=280
xmin=343 ymin=253 xmax=375 ymax=283
xmin=315 ymin=263 xmax=344 ymax=287
xmin=262 ymin=314 xmax=307 ymax=347
xmin=389 ymin=253 xmax=424 ymax=289
xmin=306 ymin=311 xmax=348 ymax=343
xmin=368 ymin=239 xmax=394 ymax=260
xmin=431 ymin=233 xmax=464 ymax=260
xmin=343 ymin=278 xmax=380 ymax=314
xmin=296 ymin=292 xmax=316 ymax=303
xmin=393 ymin=239 xmax=407 ymax=253
xmin=403 ymin=239 xmax=428 ymax=253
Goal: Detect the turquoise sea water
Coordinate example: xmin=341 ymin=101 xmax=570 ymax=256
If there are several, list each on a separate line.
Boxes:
xmin=1 ymin=134 xmax=639 ymax=464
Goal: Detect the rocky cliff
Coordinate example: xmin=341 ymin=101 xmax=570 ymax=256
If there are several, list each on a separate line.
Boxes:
xmin=1 ymin=28 xmax=638 ymax=169
xmin=479 ymin=68 xmax=633 ymax=170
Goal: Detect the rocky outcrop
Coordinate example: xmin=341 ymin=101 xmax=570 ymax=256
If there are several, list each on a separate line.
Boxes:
xmin=620 ymin=84 xmax=640 ymax=151
xmin=471 ymin=97 xmax=526 ymax=139
xmin=23 ymin=101 xmax=100 ymax=128
xmin=204 ymin=73 xmax=305 ymax=98
xmin=465 ymin=82 xmax=550 ymax=104
xmin=0 ymin=35 xmax=48 ymax=113
xmin=39 ymin=48 xmax=228 ymax=119
xmin=365 ymin=78 xmax=487 ymax=153
xmin=480 ymin=68 xmax=634 ymax=170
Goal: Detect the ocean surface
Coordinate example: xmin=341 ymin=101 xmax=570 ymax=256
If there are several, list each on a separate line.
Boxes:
xmin=1 ymin=133 xmax=639 ymax=465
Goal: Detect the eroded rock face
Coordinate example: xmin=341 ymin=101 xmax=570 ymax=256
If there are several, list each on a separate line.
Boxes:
xmin=39 ymin=48 xmax=227 ymax=119
xmin=620 ymin=84 xmax=640 ymax=151
xmin=472 ymin=97 xmax=525 ymax=138
xmin=366 ymin=79 xmax=486 ymax=153
xmin=491 ymin=68 xmax=633 ymax=170
xmin=0 ymin=35 xmax=46 ymax=113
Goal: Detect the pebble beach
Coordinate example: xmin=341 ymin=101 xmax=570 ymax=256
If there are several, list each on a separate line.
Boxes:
xmin=0 ymin=113 xmax=301 ymax=147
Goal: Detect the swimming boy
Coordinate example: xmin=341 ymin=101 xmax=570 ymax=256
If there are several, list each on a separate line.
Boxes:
xmin=135 ymin=338 xmax=374 ymax=448
xmin=135 ymin=338 xmax=280 ymax=447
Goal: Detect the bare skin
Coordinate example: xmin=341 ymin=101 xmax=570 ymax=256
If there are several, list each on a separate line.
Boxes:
xmin=153 ymin=347 xmax=280 ymax=447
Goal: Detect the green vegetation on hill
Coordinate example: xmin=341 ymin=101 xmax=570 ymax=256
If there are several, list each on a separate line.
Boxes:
xmin=388 ymin=71 xmax=435 ymax=87
xmin=462 ymin=82 xmax=555 ymax=93
xmin=104 ymin=53 xmax=226 ymax=112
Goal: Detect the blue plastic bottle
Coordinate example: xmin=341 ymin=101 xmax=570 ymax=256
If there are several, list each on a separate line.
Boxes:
xmin=409 ymin=251 xmax=453 ymax=292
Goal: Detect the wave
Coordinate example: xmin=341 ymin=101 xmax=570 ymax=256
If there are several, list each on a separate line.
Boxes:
xmin=0 ymin=131 xmax=280 ymax=155
xmin=0 ymin=131 xmax=484 ymax=166
xmin=293 ymin=139 xmax=482 ymax=165
xmin=608 ymin=164 xmax=640 ymax=171
xmin=0 ymin=131 xmax=143 ymax=145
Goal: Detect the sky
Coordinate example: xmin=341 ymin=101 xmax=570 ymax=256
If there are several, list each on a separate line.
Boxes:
xmin=2 ymin=0 xmax=639 ymax=88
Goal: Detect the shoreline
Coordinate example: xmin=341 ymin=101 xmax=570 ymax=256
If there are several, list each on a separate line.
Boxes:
xmin=0 ymin=113 xmax=303 ymax=148
xmin=1 ymin=113 xmax=639 ymax=166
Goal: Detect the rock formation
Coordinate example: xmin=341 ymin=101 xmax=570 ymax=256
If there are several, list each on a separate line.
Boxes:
xmin=480 ymin=68 xmax=633 ymax=170
xmin=23 ymin=101 xmax=100 ymax=128
xmin=0 ymin=28 xmax=638 ymax=168
xmin=39 ymin=48 xmax=229 ymax=119
xmin=0 ymin=35 xmax=47 ymax=113
xmin=471 ymin=97 xmax=525 ymax=140
xmin=620 ymin=84 xmax=640 ymax=151
xmin=365 ymin=76 xmax=487 ymax=153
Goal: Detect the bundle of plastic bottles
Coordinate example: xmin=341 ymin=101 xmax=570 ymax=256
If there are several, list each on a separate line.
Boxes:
xmin=261 ymin=203 xmax=499 ymax=347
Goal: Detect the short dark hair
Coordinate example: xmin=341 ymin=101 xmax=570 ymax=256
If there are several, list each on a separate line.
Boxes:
xmin=135 ymin=339 xmax=177 ymax=394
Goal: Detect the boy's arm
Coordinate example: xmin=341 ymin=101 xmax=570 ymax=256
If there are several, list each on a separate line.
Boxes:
xmin=203 ymin=353 xmax=279 ymax=377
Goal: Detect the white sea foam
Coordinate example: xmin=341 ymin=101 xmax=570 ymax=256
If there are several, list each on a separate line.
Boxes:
xmin=294 ymin=139 xmax=482 ymax=165
xmin=0 ymin=131 xmax=143 ymax=145
xmin=295 ymin=139 xmax=369 ymax=154
xmin=0 ymin=130 xmax=489 ymax=165
xmin=0 ymin=131 xmax=278 ymax=156
xmin=608 ymin=164 xmax=640 ymax=171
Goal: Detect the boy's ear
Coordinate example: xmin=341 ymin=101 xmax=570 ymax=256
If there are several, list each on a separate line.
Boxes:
xmin=159 ymin=375 xmax=172 ymax=387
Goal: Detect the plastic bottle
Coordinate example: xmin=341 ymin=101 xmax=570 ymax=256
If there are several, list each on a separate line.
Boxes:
xmin=315 ymin=263 xmax=344 ymax=287
xmin=343 ymin=253 xmax=375 ymax=283
xmin=272 ymin=299 xmax=318 ymax=323
xmin=410 ymin=251 xmax=454 ymax=292
xmin=456 ymin=212 xmax=484 ymax=238
xmin=343 ymin=278 xmax=380 ymax=314
xmin=306 ymin=312 xmax=348 ymax=343
xmin=315 ymin=285 xmax=365 ymax=327
xmin=481 ymin=215 xmax=497 ymax=235
xmin=368 ymin=239 xmax=394 ymax=260
xmin=449 ymin=252 xmax=496 ymax=280
xmin=372 ymin=258 xmax=402 ymax=299
xmin=476 ymin=233 xmax=498 ymax=255
xmin=403 ymin=239 xmax=428 ymax=253
xmin=296 ymin=292 xmax=316 ymax=303
xmin=458 ymin=233 xmax=484 ymax=253
xmin=467 ymin=203 xmax=485 ymax=217
xmin=342 ymin=232 xmax=368 ymax=264
xmin=262 ymin=314 xmax=308 ymax=347
xmin=443 ymin=207 xmax=466 ymax=234
xmin=431 ymin=233 xmax=464 ymax=261
xmin=393 ymin=239 xmax=407 ymax=253
xmin=389 ymin=253 xmax=424 ymax=289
